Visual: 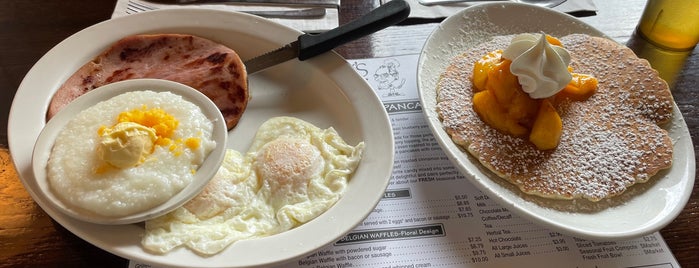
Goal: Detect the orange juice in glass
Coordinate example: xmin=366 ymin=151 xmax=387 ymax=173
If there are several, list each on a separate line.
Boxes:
xmin=637 ymin=0 xmax=699 ymax=51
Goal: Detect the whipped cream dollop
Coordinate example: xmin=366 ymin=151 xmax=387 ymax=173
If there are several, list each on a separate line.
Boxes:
xmin=503 ymin=33 xmax=572 ymax=99
xmin=97 ymin=122 xmax=157 ymax=168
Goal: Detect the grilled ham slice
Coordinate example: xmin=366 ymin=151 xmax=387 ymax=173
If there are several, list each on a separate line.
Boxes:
xmin=47 ymin=34 xmax=249 ymax=129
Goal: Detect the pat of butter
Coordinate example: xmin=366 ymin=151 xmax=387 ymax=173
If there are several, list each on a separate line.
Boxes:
xmin=98 ymin=122 xmax=157 ymax=168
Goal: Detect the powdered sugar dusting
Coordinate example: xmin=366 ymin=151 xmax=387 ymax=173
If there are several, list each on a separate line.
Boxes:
xmin=435 ymin=34 xmax=674 ymax=201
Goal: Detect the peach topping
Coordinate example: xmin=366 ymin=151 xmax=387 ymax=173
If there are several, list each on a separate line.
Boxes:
xmin=471 ymin=36 xmax=598 ymax=150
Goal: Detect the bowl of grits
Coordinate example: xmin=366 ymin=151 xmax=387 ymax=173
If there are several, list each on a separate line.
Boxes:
xmin=32 ymin=78 xmax=228 ymax=225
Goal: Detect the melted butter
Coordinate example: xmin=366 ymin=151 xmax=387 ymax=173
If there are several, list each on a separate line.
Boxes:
xmin=97 ymin=122 xmax=157 ymax=168
xmin=96 ymin=106 xmax=182 ymax=169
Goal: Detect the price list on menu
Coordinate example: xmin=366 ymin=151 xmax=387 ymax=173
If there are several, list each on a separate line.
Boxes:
xmin=129 ymin=54 xmax=679 ymax=268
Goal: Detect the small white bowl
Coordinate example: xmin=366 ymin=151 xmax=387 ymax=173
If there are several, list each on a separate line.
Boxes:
xmin=32 ymin=79 xmax=227 ymax=225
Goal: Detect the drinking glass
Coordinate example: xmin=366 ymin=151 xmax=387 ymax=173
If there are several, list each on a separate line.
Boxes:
xmin=636 ymin=0 xmax=699 ymax=51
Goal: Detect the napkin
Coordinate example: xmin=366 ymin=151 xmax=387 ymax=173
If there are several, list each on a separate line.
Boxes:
xmin=111 ymin=0 xmax=339 ymax=33
xmin=385 ymin=0 xmax=597 ymax=19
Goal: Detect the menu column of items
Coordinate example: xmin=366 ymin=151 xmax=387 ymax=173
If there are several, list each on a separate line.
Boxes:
xmin=129 ymin=54 xmax=678 ymax=268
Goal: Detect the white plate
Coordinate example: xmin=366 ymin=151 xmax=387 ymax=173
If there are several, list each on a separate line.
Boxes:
xmin=9 ymin=9 xmax=394 ymax=268
xmin=417 ymin=3 xmax=695 ymax=240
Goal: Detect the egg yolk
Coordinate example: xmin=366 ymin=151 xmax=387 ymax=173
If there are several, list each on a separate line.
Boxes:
xmin=471 ymin=36 xmax=598 ymax=150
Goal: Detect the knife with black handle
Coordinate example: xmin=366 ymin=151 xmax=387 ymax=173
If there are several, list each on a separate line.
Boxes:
xmin=244 ymin=0 xmax=410 ymax=74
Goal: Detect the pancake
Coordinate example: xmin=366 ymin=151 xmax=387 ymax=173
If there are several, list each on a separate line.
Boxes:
xmin=47 ymin=34 xmax=249 ymax=129
xmin=435 ymin=34 xmax=674 ymax=201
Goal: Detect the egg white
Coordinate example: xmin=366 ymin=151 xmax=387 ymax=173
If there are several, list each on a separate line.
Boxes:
xmin=142 ymin=116 xmax=364 ymax=255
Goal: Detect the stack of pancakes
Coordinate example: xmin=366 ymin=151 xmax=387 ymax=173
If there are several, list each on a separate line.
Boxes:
xmin=436 ymin=34 xmax=674 ymax=201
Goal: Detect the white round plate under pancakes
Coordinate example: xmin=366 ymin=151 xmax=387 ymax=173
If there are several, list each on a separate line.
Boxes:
xmin=9 ymin=9 xmax=394 ymax=268
xmin=31 ymin=79 xmax=228 ymax=225
xmin=417 ymin=2 xmax=694 ymax=240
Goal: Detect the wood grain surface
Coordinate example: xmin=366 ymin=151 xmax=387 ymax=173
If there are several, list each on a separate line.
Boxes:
xmin=1 ymin=0 xmax=696 ymax=267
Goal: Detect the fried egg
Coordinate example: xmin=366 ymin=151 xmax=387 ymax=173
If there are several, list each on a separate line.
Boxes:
xmin=142 ymin=116 xmax=364 ymax=255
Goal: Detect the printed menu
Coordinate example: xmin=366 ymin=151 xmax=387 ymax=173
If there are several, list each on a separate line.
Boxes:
xmin=129 ymin=54 xmax=679 ymax=268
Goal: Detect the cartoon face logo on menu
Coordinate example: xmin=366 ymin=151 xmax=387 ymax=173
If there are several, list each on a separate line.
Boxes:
xmin=374 ymin=58 xmax=406 ymax=97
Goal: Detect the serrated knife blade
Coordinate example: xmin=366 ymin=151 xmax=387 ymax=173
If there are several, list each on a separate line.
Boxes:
xmin=243 ymin=0 xmax=410 ymax=75
xmin=244 ymin=41 xmax=300 ymax=74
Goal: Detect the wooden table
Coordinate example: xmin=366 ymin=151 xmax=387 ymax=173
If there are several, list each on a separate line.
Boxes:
xmin=1 ymin=0 xmax=696 ymax=267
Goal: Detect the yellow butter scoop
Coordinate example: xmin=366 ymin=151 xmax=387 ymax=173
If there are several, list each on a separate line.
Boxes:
xmin=97 ymin=122 xmax=157 ymax=168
